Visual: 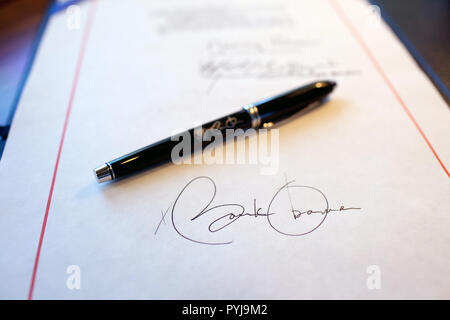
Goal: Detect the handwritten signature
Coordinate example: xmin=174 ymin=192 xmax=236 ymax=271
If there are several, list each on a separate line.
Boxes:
xmin=200 ymin=58 xmax=361 ymax=93
xmin=155 ymin=176 xmax=361 ymax=245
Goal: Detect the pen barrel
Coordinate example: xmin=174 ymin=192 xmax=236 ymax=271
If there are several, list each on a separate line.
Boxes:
xmin=96 ymin=81 xmax=335 ymax=182
xmin=107 ymin=109 xmax=252 ymax=179
xmin=254 ymin=81 xmax=335 ymax=125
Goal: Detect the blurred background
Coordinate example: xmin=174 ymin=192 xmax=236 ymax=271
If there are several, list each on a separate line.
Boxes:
xmin=0 ymin=0 xmax=449 ymax=158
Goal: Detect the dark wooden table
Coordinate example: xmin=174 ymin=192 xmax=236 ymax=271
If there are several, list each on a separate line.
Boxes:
xmin=375 ymin=0 xmax=450 ymax=104
xmin=0 ymin=0 xmax=50 ymax=127
xmin=0 ymin=0 xmax=50 ymax=155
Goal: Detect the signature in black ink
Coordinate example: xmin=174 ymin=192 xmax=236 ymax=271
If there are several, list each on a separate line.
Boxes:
xmin=291 ymin=206 xmax=360 ymax=219
xmin=155 ymin=176 xmax=361 ymax=245
xmin=200 ymin=58 xmax=361 ymax=93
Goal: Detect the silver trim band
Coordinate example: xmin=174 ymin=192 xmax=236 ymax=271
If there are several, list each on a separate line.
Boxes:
xmin=243 ymin=104 xmax=261 ymax=129
xmin=107 ymin=162 xmax=115 ymax=180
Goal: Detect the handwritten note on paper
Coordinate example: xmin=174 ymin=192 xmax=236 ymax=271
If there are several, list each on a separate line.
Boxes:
xmin=0 ymin=0 xmax=449 ymax=299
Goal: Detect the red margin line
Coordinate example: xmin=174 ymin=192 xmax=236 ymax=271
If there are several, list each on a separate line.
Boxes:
xmin=27 ymin=1 xmax=97 ymax=300
xmin=329 ymin=0 xmax=449 ymax=178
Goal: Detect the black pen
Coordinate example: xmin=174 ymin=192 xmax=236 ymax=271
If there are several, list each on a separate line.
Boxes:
xmin=94 ymin=80 xmax=336 ymax=183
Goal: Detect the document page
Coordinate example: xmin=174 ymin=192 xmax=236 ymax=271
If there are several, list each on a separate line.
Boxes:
xmin=0 ymin=0 xmax=449 ymax=299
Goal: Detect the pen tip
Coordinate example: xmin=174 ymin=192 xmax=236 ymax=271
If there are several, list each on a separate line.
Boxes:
xmin=324 ymin=80 xmax=337 ymax=89
xmin=94 ymin=163 xmax=113 ymax=183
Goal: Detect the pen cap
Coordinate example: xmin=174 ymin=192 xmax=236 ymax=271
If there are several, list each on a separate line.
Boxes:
xmin=254 ymin=81 xmax=336 ymax=127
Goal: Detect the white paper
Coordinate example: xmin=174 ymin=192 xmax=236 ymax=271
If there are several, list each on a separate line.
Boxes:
xmin=0 ymin=0 xmax=449 ymax=299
